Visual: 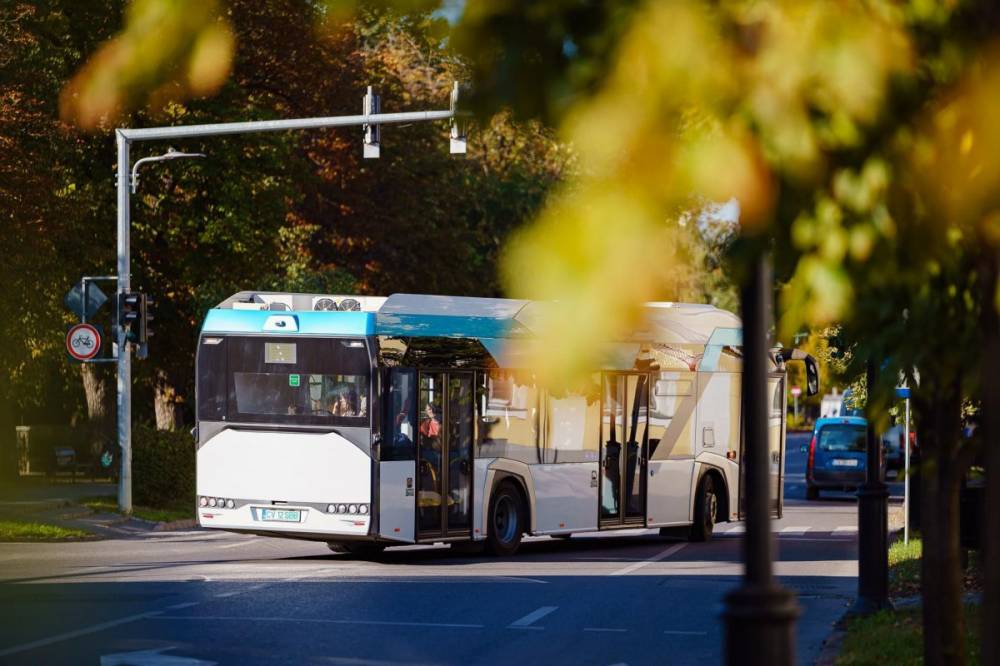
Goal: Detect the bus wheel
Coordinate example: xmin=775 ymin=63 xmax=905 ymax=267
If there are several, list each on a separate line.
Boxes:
xmin=689 ymin=475 xmax=718 ymax=542
xmin=486 ymin=482 xmax=524 ymax=556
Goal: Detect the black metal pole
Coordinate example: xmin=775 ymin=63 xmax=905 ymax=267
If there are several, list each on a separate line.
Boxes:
xmin=723 ymin=251 xmax=800 ymax=665
xmin=851 ymin=359 xmax=891 ymax=613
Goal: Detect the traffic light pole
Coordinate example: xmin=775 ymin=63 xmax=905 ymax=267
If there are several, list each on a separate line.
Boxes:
xmin=113 ymin=86 xmax=463 ymax=514
xmin=116 ymin=131 xmax=133 ymax=513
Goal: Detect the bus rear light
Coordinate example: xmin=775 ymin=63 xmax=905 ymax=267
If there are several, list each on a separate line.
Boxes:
xmin=200 ymin=497 xmax=208 ymax=507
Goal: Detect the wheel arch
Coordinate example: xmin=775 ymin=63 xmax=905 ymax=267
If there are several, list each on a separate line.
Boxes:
xmin=483 ymin=461 xmax=535 ymax=534
xmin=696 ymin=464 xmax=729 ymax=524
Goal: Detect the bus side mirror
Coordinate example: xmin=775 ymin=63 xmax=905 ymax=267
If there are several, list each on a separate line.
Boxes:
xmin=805 ymin=356 xmax=819 ymax=396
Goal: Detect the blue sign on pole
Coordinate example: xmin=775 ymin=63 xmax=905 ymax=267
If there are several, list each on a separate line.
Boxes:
xmin=895 ymin=387 xmax=911 ymax=399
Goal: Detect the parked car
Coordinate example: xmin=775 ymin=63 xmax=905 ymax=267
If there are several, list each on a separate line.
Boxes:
xmin=806 ymin=416 xmax=869 ymax=500
xmin=881 ymin=422 xmax=915 ymax=473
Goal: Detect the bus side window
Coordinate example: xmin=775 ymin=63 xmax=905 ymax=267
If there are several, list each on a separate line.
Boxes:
xmin=384 ymin=369 xmax=416 ymax=461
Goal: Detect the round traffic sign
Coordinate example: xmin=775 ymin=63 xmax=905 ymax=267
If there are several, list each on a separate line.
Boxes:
xmin=790 ymin=386 xmax=802 ymax=397
xmin=66 ymin=323 xmax=101 ymax=361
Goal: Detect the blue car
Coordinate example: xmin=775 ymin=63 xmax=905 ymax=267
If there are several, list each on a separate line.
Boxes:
xmin=806 ymin=416 xmax=869 ymax=500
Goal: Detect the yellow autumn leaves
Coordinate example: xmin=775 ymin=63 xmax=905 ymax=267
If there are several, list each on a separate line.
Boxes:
xmin=60 ymin=0 xmax=234 ymax=129
xmin=502 ymin=1 xmax=911 ymax=387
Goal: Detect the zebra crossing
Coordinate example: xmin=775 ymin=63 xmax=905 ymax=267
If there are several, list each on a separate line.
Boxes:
xmin=714 ymin=523 xmax=857 ymax=538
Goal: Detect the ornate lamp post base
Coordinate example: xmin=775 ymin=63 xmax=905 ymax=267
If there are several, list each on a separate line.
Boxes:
xmin=724 ymin=584 xmax=801 ymax=666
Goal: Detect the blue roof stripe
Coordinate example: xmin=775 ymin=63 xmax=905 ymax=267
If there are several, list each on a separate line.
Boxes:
xmin=202 ymin=309 xmax=374 ymax=336
xmin=375 ymin=313 xmax=530 ymax=339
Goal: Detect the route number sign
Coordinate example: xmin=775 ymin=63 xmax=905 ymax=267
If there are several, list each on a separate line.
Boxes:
xmin=66 ymin=323 xmax=101 ymax=361
xmin=790 ymin=386 xmax=802 ymax=397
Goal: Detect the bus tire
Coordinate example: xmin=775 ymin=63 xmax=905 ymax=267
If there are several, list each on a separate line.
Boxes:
xmin=689 ymin=475 xmax=718 ymax=542
xmin=486 ymin=481 xmax=524 ymax=556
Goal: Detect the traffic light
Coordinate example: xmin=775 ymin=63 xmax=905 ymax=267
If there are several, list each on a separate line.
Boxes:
xmin=119 ymin=292 xmax=141 ymax=343
xmin=138 ymin=294 xmax=153 ymax=347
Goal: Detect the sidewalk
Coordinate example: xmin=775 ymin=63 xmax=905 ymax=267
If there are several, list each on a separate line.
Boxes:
xmin=0 ymin=479 xmax=196 ymax=538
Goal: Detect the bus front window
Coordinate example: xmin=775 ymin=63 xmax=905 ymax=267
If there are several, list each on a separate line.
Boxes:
xmin=197 ymin=336 xmax=372 ymax=426
xmin=233 ymin=372 xmax=368 ymax=419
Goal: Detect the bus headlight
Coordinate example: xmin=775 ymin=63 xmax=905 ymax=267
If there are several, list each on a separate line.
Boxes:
xmin=359 ymin=504 xmax=369 ymax=515
xmin=327 ymin=504 xmax=336 ymax=513
xmin=348 ymin=504 xmax=358 ymax=514
xmin=199 ymin=497 xmax=208 ymax=507
xmin=338 ymin=504 xmax=348 ymax=514
xmin=226 ymin=499 xmax=235 ymax=509
xmin=208 ymin=498 xmax=217 ymax=507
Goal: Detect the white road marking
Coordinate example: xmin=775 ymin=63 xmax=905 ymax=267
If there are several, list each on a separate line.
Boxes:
xmin=154 ymin=616 xmax=484 ymax=629
xmin=0 ymin=610 xmax=163 ymax=657
xmin=508 ymin=606 xmax=558 ymax=628
xmin=214 ymin=591 xmax=240 ymax=598
xmin=663 ymin=630 xmax=708 ymax=636
xmin=779 ymin=526 xmax=810 ymax=535
xmin=833 ymin=526 xmax=858 ymax=534
xmin=101 ymin=646 xmax=216 ymax=666
xmin=723 ymin=525 xmax=745 ymax=534
xmin=166 ymin=602 xmax=200 ymax=610
xmin=584 ymin=627 xmax=627 ymax=633
xmin=611 ymin=543 xmax=687 ymax=576
xmin=216 ymin=538 xmax=261 ymax=550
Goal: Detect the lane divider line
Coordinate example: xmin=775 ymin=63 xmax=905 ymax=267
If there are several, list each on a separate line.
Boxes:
xmin=584 ymin=627 xmax=628 ymax=633
xmin=154 ymin=616 xmax=485 ymax=629
xmin=0 ymin=610 xmax=163 ymax=657
xmin=508 ymin=606 xmax=558 ymax=628
xmin=611 ymin=543 xmax=687 ymax=576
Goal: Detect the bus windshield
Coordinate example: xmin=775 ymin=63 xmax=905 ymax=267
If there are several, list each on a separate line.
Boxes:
xmin=198 ymin=336 xmax=372 ymax=426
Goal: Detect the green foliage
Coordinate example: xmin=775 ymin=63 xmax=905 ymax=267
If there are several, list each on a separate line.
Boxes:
xmin=0 ymin=520 xmax=92 ymax=542
xmin=131 ymin=424 xmax=195 ymax=510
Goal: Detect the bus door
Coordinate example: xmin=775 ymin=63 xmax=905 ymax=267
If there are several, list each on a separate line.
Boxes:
xmin=599 ymin=373 xmax=648 ymax=527
xmin=416 ymin=371 xmax=474 ymax=539
xmin=736 ymin=372 xmax=786 ymax=520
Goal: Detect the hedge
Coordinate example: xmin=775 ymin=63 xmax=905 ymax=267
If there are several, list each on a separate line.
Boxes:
xmin=132 ymin=424 xmax=195 ymax=509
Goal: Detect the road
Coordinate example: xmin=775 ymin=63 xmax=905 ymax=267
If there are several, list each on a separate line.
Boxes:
xmin=0 ymin=433 xmax=899 ymax=665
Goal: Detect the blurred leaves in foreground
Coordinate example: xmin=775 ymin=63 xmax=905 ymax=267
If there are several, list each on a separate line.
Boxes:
xmin=493 ymin=0 xmax=911 ymax=387
xmin=60 ymin=0 xmax=234 ymax=128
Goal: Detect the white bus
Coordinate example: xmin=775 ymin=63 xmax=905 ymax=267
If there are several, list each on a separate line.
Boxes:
xmin=195 ymin=292 xmax=817 ymax=556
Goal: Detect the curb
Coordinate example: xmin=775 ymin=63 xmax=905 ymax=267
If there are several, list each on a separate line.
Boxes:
xmin=152 ymin=518 xmax=198 ymax=531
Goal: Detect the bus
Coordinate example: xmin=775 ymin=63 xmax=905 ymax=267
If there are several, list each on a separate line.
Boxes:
xmin=194 ymin=291 xmax=818 ymax=556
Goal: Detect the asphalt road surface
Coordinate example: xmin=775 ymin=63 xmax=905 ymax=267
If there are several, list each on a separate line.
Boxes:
xmin=0 ymin=433 xmax=898 ymax=666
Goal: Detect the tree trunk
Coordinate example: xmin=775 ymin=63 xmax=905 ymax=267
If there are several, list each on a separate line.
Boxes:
xmin=918 ymin=384 xmax=966 ymax=666
xmin=80 ymin=363 xmax=112 ymax=457
xmin=153 ymin=368 xmax=184 ymax=431
xmin=978 ymin=248 xmax=1000 ymax=666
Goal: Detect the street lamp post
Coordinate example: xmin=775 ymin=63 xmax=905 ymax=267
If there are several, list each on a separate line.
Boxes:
xmin=114 ymin=86 xmax=462 ymax=514
xmin=852 ymin=359 xmax=891 ymax=613
xmin=723 ymin=251 xmax=800 ymax=666
xmin=116 ymin=145 xmax=205 ymax=513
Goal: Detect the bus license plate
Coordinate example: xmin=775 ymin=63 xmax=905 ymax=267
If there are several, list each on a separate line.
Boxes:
xmin=261 ymin=508 xmax=301 ymax=522
xmin=832 ymin=459 xmax=859 ymax=467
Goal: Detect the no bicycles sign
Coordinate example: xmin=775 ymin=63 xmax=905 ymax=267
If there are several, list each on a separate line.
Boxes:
xmin=66 ymin=323 xmax=101 ymax=361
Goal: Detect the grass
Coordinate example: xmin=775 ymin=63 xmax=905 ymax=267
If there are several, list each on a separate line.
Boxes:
xmin=888 ymin=536 xmax=922 ymax=597
xmin=837 ymin=605 xmax=981 ymax=665
xmin=81 ymin=496 xmax=193 ymax=523
xmin=0 ymin=519 xmax=92 ymax=541
xmin=837 ymin=535 xmax=984 ymax=664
